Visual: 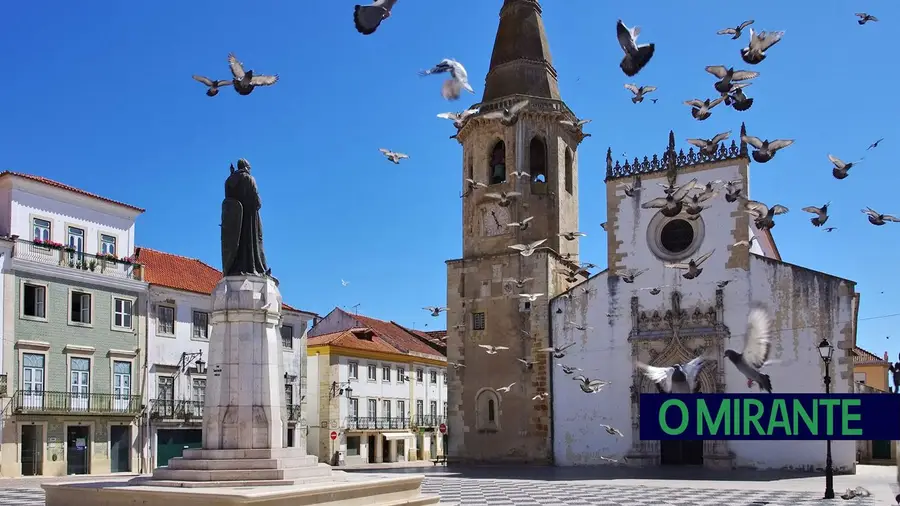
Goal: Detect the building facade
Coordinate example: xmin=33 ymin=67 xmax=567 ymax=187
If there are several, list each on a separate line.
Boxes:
xmin=135 ymin=247 xmax=316 ymax=469
xmin=0 ymin=172 xmax=148 ymax=477
xmin=851 ymin=347 xmax=891 ymax=463
xmin=307 ymin=309 xmax=447 ymax=465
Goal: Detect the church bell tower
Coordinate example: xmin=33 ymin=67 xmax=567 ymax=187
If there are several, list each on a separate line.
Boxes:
xmin=445 ymin=0 xmax=587 ymax=464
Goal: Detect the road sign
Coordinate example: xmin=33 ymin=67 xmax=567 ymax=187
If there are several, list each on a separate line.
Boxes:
xmin=330 ymin=431 xmax=338 ymax=440
xmin=439 ymin=423 xmax=447 ymax=434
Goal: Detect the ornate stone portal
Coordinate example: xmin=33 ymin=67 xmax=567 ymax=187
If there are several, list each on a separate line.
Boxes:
xmin=625 ymin=290 xmax=736 ymax=469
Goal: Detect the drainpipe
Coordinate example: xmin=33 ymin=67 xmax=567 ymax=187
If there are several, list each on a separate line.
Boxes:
xmin=140 ymin=292 xmax=152 ymax=473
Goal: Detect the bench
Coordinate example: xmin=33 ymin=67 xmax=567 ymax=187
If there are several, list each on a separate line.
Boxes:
xmin=431 ymin=455 xmax=448 ymax=466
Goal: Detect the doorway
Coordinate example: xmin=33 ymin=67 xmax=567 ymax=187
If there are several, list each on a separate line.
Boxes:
xmin=286 ymin=428 xmax=295 ymax=448
xmin=367 ymin=435 xmax=376 ymax=463
xmin=110 ymin=425 xmax=131 ymax=472
xmin=381 ymin=436 xmax=391 ymax=462
xmin=660 ymin=439 xmax=703 ymax=466
xmin=872 ymin=440 xmax=892 ymax=460
xmin=20 ymin=425 xmax=43 ymax=476
xmin=156 ymin=429 xmax=202 ymax=468
xmin=66 ymin=426 xmax=91 ymax=475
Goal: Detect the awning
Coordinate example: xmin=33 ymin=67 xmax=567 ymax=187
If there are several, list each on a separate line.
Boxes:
xmin=382 ymin=432 xmax=415 ymax=441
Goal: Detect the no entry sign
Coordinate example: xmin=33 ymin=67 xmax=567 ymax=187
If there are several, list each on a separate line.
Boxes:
xmin=439 ymin=423 xmax=447 ymax=434
xmin=330 ymin=431 xmax=338 ymax=440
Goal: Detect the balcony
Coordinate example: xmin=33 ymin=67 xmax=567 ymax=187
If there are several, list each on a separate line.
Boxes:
xmin=413 ymin=415 xmax=446 ymax=428
xmin=0 ymin=374 xmax=7 ymax=397
xmin=345 ymin=417 xmax=411 ymax=431
xmin=149 ymin=399 xmax=203 ymax=421
xmin=12 ymin=390 xmax=142 ymax=415
xmin=12 ymin=238 xmax=140 ymax=280
xmin=288 ymin=405 xmax=302 ymax=421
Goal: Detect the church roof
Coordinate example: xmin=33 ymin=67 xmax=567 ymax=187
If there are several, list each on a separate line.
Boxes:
xmin=482 ymin=0 xmax=560 ymax=102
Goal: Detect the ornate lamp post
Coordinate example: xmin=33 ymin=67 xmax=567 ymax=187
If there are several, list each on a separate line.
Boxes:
xmin=817 ymin=338 xmax=835 ymax=500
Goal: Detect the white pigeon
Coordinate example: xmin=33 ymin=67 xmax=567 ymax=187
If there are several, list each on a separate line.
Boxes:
xmin=379 ymin=148 xmax=409 ymax=164
xmin=419 ymin=59 xmax=475 ymax=101
xmin=600 ymin=424 xmax=624 ymax=437
xmin=560 ymin=118 xmax=592 ymax=129
xmin=518 ymin=293 xmax=544 ymax=303
xmin=423 ymin=306 xmax=448 ymax=317
xmin=573 ymin=375 xmax=608 ymax=393
xmin=741 ymin=28 xmax=785 ymax=65
xmin=437 ymin=108 xmax=479 ymax=129
xmin=510 ymin=170 xmax=530 ymax=179
xmin=616 ymin=20 xmax=655 ymax=77
xmin=478 ymin=344 xmax=509 ymax=355
xmin=341 ymin=279 xmax=350 ymax=286
xmin=507 ymin=216 xmax=534 ymax=230
xmin=637 ymin=356 xmax=711 ymax=393
xmin=540 ymin=342 xmax=576 ymax=359
xmin=353 ymin=0 xmax=398 ymax=36
xmin=504 ymin=277 xmax=534 ymax=289
xmin=482 ymin=100 xmax=530 ymax=126
xmin=559 ymin=231 xmax=587 ymax=241
xmin=532 ymin=392 xmax=550 ymax=401
xmin=509 ymin=239 xmax=547 ymax=257
xmin=733 ymin=236 xmax=759 ymax=248
xmin=496 ymin=382 xmax=516 ymax=393
xmin=724 ymin=305 xmax=774 ymax=393
xmin=567 ymin=321 xmax=593 ymax=331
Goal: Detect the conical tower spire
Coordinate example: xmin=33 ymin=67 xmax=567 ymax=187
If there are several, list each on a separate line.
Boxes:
xmin=482 ymin=0 xmax=560 ymax=102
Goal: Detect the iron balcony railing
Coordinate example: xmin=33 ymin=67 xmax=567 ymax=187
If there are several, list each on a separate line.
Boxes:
xmin=149 ymin=399 xmax=204 ymax=420
xmin=414 ymin=415 xmax=446 ymax=427
xmin=0 ymin=374 xmax=7 ymax=397
xmin=288 ymin=405 xmax=301 ymax=421
xmin=12 ymin=238 xmax=140 ymax=280
xmin=12 ymin=390 xmax=142 ymax=415
xmin=345 ymin=416 xmax=411 ymax=430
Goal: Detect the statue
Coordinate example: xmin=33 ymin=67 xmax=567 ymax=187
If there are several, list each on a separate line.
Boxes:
xmin=890 ymin=352 xmax=900 ymax=393
xmin=221 ymin=159 xmax=272 ymax=277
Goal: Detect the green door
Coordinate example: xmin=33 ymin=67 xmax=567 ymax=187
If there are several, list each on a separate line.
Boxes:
xmin=156 ymin=429 xmax=202 ymax=468
xmin=872 ymin=440 xmax=892 ymax=460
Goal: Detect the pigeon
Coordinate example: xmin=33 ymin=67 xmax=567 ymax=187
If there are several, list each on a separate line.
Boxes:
xmin=740 ymin=28 xmax=785 ymax=65
xmin=600 ymin=456 xmax=622 ymax=463
xmin=623 ymin=183 xmax=641 ymax=198
xmin=559 ymin=232 xmax=587 ymax=241
xmin=728 ymin=85 xmax=754 ymax=111
xmin=437 ymin=108 xmax=479 ymax=129
xmin=745 ymin=200 xmax=789 ymax=230
xmin=496 ymin=382 xmax=516 ymax=393
xmin=724 ymin=180 xmax=744 ymax=202
xmin=353 ymin=0 xmax=398 ymax=35
xmin=423 ymin=306 xmax=448 ymax=317
xmin=505 ymin=277 xmax=534 ymax=289
xmin=540 ymin=342 xmax=576 ymax=359
xmin=227 ymin=53 xmax=279 ymax=96
xmin=724 ymin=305 xmax=773 ymax=393
xmin=419 ymin=59 xmax=475 ymax=101
xmin=717 ymin=19 xmax=754 ymax=39
xmin=462 ymin=178 xmax=488 ymax=197
xmin=716 ymin=280 xmax=732 ymax=289
xmin=379 ymin=148 xmax=409 ymax=164
xmin=448 ymin=361 xmax=465 ymax=370
xmin=733 ymin=236 xmax=759 ymax=248
xmin=600 ymin=222 xmax=608 ymax=231
xmin=664 ymin=250 xmax=715 ymax=280
xmin=687 ymin=131 xmax=731 ymax=156
xmin=855 ymin=13 xmax=878 ymax=25
xmin=616 ymin=20 xmax=655 ymax=77
xmin=510 ymin=170 xmax=530 ymax=179
xmin=705 ymin=66 xmax=760 ymax=94
xmin=560 ymin=118 xmax=592 ymax=131
xmin=478 ymin=344 xmax=509 ymax=355
xmin=637 ymin=355 xmax=711 ymax=393
xmin=482 ymin=100 xmax=530 ymax=126
xmin=685 ymin=98 xmax=724 ymax=121
xmin=192 ymin=75 xmax=232 ymax=97
xmin=573 ymin=375 xmax=609 ymax=393
xmin=861 ymin=207 xmax=900 ymax=226
xmin=567 ymin=321 xmax=593 ymax=331
xmin=641 ymin=178 xmax=699 ymax=217
xmin=624 ymin=84 xmax=657 ymax=103
xmin=741 ymin=135 xmax=794 ymax=163
xmin=509 ymin=239 xmax=547 ymax=257
xmin=829 ymin=154 xmax=862 ymax=180
xmin=823 ymin=227 xmax=838 ymax=232
xmin=867 ymin=138 xmax=884 ymax=150
xmin=484 ymin=191 xmax=522 ymax=207
xmin=801 ymin=202 xmax=830 ymax=227
xmin=684 ymin=189 xmax=717 ymax=217
xmin=518 ymin=293 xmax=544 ymax=303
xmin=341 ymin=279 xmax=350 ymax=287
xmin=616 ymin=268 xmax=648 ymax=283
xmin=601 ymin=424 xmax=624 ymax=437
xmin=507 ymin=216 xmax=534 ymax=230
xmin=558 ymin=364 xmax=581 ymax=375
xmin=517 ymin=358 xmax=536 ymax=370
xmin=650 ymin=98 xmax=658 ymax=103
xmin=840 ymin=486 xmax=871 ymax=500
xmin=532 ymin=392 xmax=550 ymax=401
xmin=641 ymin=285 xmax=668 ymax=295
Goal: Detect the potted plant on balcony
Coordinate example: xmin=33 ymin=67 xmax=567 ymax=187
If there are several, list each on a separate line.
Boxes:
xmin=34 ymin=238 xmax=65 ymax=250
xmin=121 ymin=255 xmax=137 ymax=266
xmin=88 ymin=260 xmax=97 ymax=272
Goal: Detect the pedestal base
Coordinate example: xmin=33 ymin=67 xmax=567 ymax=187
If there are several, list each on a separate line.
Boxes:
xmin=149 ymin=448 xmax=331 ymax=487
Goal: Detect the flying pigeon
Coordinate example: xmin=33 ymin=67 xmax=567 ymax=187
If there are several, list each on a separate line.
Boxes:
xmin=862 ymin=207 xmax=900 ymax=226
xmin=517 ymin=358 xmax=535 ymax=370
xmin=510 ymin=170 xmax=530 ymax=180
xmin=448 ymin=361 xmax=465 ymax=370
xmin=717 ymin=280 xmax=732 ymax=289
xmin=353 ymin=0 xmax=398 ymax=35
xmin=600 ymin=222 xmax=608 ymax=231
xmin=641 ymin=285 xmax=668 ymax=295
xmin=482 ymin=100 xmax=530 ymax=126
xmin=624 ymin=84 xmax=657 ymax=103
xmin=829 ymin=154 xmax=862 ymax=180
xmin=684 ymin=191 xmax=715 ymax=219
xmin=687 ymin=131 xmax=731 ymax=156
xmin=379 ymin=148 xmax=409 ymax=164
xmin=227 ymin=53 xmax=278 ymax=96
xmin=723 ymin=180 xmax=743 ymax=202
xmin=567 ymin=321 xmax=593 ymax=331
xmin=419 ymin=59 xmax=475 ymax=101
xmin=573 ymin=375 xmax=608 ymax=393
xmin=559 ymin=232 xmax=587 ymax=241
xmin=717 ymin=19 xmax=754 ymax=39
xmin=684 ymin=98 xmax=724 ymax=121
xmin=616 ymin=20 xmax=655 ymax=77
xmin=616 ymin=268 xmax=648 ymax=283
xmin=423 ymin=306 xmax=448 ymax=317
xmin=740 ymin=135 xmax=794 ymax=163
xmin=478 ymin=344 xmax=509 ymax=355
xmin=728 ymin=84 xmax=754 ymax=111
xmin=505 ymin=277 xmax=534 ymax=289
xmin=705 ymin=66 xmax=760 ymax=94
xmin=507 ymin=216 xmax=534 ymax=230
xmin=558 ymin=364 xmax=581 ymax=375
xmin=496 ymin=382 xmax=516 ymax=393
xmin=518 ymin=293 xmax=544 ymax=303
xmin=856 ymin=13 xmax=878 ymax=25
xmin=740 ymin=28 xmax=785 ymax=65
xmin=437 ymin=108 xmax=479 ymax=129
xmin=637 ymin=355 xmax=711 ymax=393
xmin=745 ymin=200 xmax=789 ymax=230
xmin=532 ymin=392 xmax=550 ymax=401
xmin=664 ymin=250 xmax=715 ymax=280
xmin=724 ymin=305 xmax=774 ymax=393
xmin=801 ymin=202 xmax=830 ymax=227
xmin=601 ymin=424 xmax=624 ymax=437
xmin=641 ymin=178 xmax=699 ymax=217
xmin=560 ymin=118 xmax=592 ymax=130
xmin=462 ymin=178 xmax=488 ymax=198
xmin=484 ymin=191 xmax=521 ymax=207
xmin=867 ymin=138 xmax=884 ymax=150
xmin=192 ymin=75 xmax=232 ymax=97
xmin=540 ymin=342 xmax=576 ymax=359
xmin=509 ymin=239 xmax=547 ymax=257
xmin=341 ymin=279 xmax=350 ymax=287
xmin=733 ymin=236 xmax=759 ymax=248
xmin=623 ymin=183 xmax=641 ymax=198
xmin=823 ymin=227 xmax=837 ymax=232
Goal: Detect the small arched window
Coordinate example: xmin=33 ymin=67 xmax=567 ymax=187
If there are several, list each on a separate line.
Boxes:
xmin=475 ymin=388 xmax=500 ymax=432
xmin=529 ymin=138 xmax=547 ymax=195
xmin=487 ymin=399 xmax=496 ymax=422
xmin=467 ymin=152 xmax=474 ymax=180
xmin=564 ymin=147 xmax=573 ymax=194
xmin=489 ymin=141 xmax=507 ymax=185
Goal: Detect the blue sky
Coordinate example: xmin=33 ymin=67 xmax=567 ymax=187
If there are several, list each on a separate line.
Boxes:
xmin=3 ymin=1 xmax=898 ymax=360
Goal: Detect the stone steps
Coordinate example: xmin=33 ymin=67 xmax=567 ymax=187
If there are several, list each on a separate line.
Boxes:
xmin=152 ymin=462 xmax=334 ymax=482
xmin=166 ymin=456 xmax=317 ymax=471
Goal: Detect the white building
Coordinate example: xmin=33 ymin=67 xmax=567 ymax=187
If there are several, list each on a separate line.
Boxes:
xmin=134 ymin=247 xmax=317 ymax=469
xmin=549 ymin=133 xmax=859 ymax=471
xmin=307 ymin=308 xmax=448 ymax=465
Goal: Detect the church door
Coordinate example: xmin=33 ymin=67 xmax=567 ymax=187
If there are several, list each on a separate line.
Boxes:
xmin=660 ymin=439 xmax=703 ymax=466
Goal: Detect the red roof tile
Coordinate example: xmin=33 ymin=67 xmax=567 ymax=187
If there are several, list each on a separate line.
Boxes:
xmin=0 ymin=171 xmax=145 ymax=213
xmin=331 ymin=309 xmax=444 ymax=359
xmin=399 ymin=326 xmax=447 ymax=352
xmin=308 ymin=328 xmax=401 ymax=354
xmin=853 ymin=346 xmax=887 ymax=364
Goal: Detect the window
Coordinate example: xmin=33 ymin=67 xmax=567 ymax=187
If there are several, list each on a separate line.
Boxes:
xmin=32 ymin=218 xmax=50 ymax=243
xmin=564 ymin=148 xmax=574 ymax=194
xmin=416 ymin=400 xmax=424 ymax=422
xmin=382 ymin=400 xmax=391 ymax=419
xmin=113 ymin=361 xmax=132 ymax=412
xmin=69 ymin=357 xmax=90 ymax=411
xmin=100 ymin=234 xmax=117 ymax=256
xmin=488 ymin=400 xmax=496 ymax=422
xmin=367 ymin=364 xmax=377 ymax=381
xmin=349 ymin=398 xmax=359 ymax=418
xmin=854 ymin=372 xmax=867 ymax=383
xmin=472 ymin=312 xmax=485 ymax=331
xmin=430 ymin=401 xmax=438 ymax=418
xmin=348 ymin=362 xmax=358 ymax=380
xmin=443 ymin=372 xmax=447 ymax=383
xmin=397 ymin=400 xmax=406 ymax=419
xmin=415 ymin=368 xmax=424 ymax=383
xmin=397 ymin=367 xmax=406 ymax=383
xmin=529 ymin=138 xmax=547 ymax=185
xmin=284 ymin=383 xmax=293 ymax=406
xmin=193 ymin=311 xmax=209 ymax=339
xmin=659 ymin=219 xmax=694 ymax=254
xmin=113 ymin=298 xmax=133 ymax=330
xmin=157 ymin=305 xmax=175 ymax=335
xmin=22 ymin=353 xmax=45 ymax=409
xmin=382 ymin=365 xmax=391 ymax=381
xmin=70 ymin=291 xmax=91 ymax=324
xmin=367 ymin=399 xmax=377 ymax=419
xmin=429 ymin=370 xmax=437 ymax=384
xmin=443 ymin=402 xmax=448 ymax=417
xmin=281 ymin=324 xmax=294 ymax=349
xmin=157 ymin=376 xmax=174 ymax=416
xmin=475 ymin=389 xmax=501 ymax=432
xmin=67 ymin=226 xmax=85 ymax=263
xmin=22 ymin=283 xmax=46 ymax=319
xmin=346 ymin=436 xmax=360 ymax=456
xmin=488 ymin=141 xmax=507 ymax=185
xmin=192 ymin=378 xmax=206 ymax=416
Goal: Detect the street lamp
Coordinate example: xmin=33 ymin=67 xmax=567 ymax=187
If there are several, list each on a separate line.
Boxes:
xmin=817 ymin=338 xmax=835 ymax=500
xmin=178 ymin=350 xmax=205 ymax=375
xmin=329 ymin=381 xmax=353 ymax=399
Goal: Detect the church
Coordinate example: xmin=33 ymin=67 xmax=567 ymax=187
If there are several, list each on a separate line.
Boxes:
xmin=444 ymin=0 xmax=859 ymax=472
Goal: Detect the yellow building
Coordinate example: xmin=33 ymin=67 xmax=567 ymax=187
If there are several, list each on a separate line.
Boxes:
xmin=852 ymin=346 xmax=892 ymax=463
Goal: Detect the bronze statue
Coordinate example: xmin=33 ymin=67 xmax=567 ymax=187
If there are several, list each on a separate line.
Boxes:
xmin=889 ymin=352 xmax=900 ymax=393
xmin=221 ymin=159 xmax=272 ymax=277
